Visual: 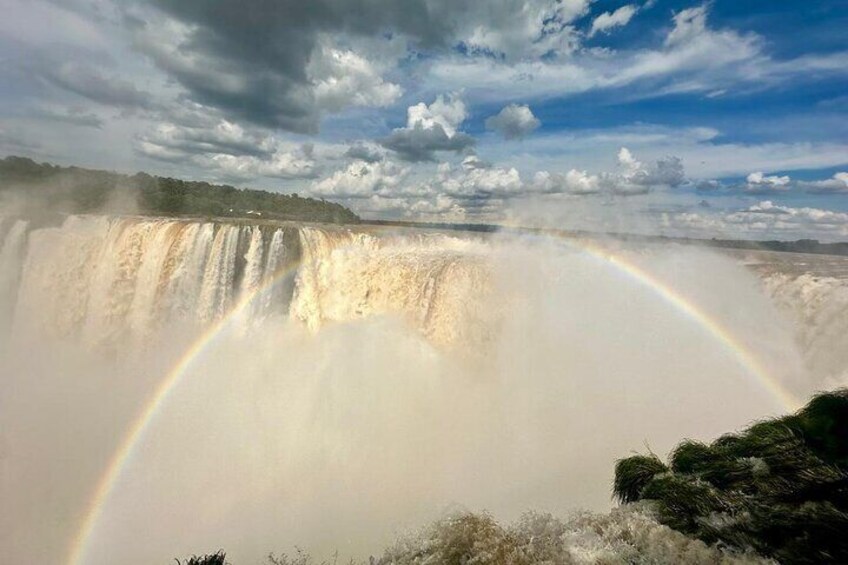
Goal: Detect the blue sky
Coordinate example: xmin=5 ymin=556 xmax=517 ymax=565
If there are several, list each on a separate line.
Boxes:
xmin=1 ymin=0 xmax=847 ymax=239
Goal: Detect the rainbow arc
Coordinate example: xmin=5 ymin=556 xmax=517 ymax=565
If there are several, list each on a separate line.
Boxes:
xmin=66 ymin=236 xmax=800 ymax=565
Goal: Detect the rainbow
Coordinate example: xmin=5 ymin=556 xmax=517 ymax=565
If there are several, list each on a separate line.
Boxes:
xmin=66 ymin=233 xmax=801 ymax=565
xmin=565 ymin=237 xmax=801 ymax=412
xmin=65 ymin=259 xmax=304 ymax=565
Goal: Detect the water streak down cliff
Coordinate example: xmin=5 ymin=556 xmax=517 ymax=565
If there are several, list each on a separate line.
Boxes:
xmin=0 ymin=215 xmax=492 ymax=350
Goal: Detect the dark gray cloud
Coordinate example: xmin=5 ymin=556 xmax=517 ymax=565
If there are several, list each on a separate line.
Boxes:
xmin=123 ymin=0 xmax=585 ymax=133
xmin=380 ymin=123 xmax=475 ymax=162
xmin=124 ymin=0 xmax=453 ymax=133
xmin=0 ymin=127 xmax=43 ymax=154
xmin=146 ymin=0 xmax=453 ymax=54
xmin=344 ymin=142 xmax=385 ymax=163
xmin=695 ymin=179 xmax=721 ymax=192
xmin=137 ymin=121 xmax=273 ymax=160
xmin=39 ymin=59 xmax=154 ymax=110
xmin=638 ymin=155 xmax=685 ymax=187
xmin=32 ymin=106 xmax=104 ymax=129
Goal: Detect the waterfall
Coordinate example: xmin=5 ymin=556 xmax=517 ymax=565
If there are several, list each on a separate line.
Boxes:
xmin=2 ymin=215 xmax=495 ymax=352
xmin=4 ymin=213 xmax=848 ymax=364
xmin=3 ymin=216 xmax=300 ymax=347
xmin=762 ymin=272 xmax=848 ymax=387
xmin=0 ymin=218 xmax=29 ymax=328
xmin=2 ymin=212 xmax=844 ymax=565
xmin=255 ymin=227 xmax=291 ymax=320
xmin=288 ymin=226 xmax=493 ymax=347
xmin=2 ymin=215 xmax=496 ymax=351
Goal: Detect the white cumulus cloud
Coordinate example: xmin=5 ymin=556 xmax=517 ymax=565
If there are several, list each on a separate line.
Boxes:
xmin=485 ymin=104 xmax=541 ymax=140
xmin=744 ymin=171 xmax=792 ymax=193
xmin=308 ymin=41 xmax=403 ymax=112
xmin=381 ymin=93 xmax=475 ymax=162
xmin=663 ymin=200 xmax=848 ymax=241
xmin=407 ymin=93 xmax=468 ymax=136
xmin=799 ymin=172 xmax=848 ymax=194
xmin=531 ymin=169 xmax=601 ymax=194
xmin=310 ymin=160 xmax=409 ymax=199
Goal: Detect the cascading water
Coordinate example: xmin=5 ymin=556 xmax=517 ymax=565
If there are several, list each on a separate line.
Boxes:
xmin=0 ymin=217 xmax=28 ymax=327
xmin=731 ymin=249 xmax=848 ymax=389
xmin=5 ymin=216 xmax=299 ymax=347
xmin=290 ymin=226 xmax=494 ymax=348
xmin=0 ymin=213 xmax=843 ymax=565
xmin=2 ymin=215 xmax=495 ymax=351
xmin=762 ymin=272 xmax=848 ymax=387
xmin=5 ymin=215 xmax=841 ymax=365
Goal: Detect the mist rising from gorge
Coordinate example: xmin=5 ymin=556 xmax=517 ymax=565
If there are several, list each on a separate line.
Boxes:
xmin=1 ymin=214 xmax=844 ymax=564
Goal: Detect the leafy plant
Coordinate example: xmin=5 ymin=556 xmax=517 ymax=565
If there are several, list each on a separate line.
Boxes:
xmin=614 ymin=389 xmax=848 ymax=564
xmin=175 ymin=550 xmax=228 ymax=565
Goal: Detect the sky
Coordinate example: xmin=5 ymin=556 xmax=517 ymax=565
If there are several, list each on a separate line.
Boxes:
xmin=1 ymin=0 xmax=847 ymax=240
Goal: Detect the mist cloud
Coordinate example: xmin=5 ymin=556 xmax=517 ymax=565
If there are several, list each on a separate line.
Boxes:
xmin=1 ymin=218 xmax=817 ymax=563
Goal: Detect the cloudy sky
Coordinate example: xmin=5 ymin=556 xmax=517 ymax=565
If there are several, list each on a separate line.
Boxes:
xmin=1 ymin=0 xmax=847 ymax=240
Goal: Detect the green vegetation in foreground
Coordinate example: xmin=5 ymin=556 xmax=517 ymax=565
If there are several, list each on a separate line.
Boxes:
xmin=614 ymin=388 xmax=848 ymax=564
xmin=0 ymin=156 xmax=358 ymax=224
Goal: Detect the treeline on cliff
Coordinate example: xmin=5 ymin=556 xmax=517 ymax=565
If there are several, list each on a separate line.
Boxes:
xmin=0 ymin=156 xmax=359 ymax=224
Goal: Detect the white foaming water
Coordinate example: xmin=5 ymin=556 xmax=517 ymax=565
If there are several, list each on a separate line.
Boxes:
xmin=762 ymin=272 xmax=848 ymax=389
xmin=0 ymin=214 xmax=836 ymax=564
xmin=8 ymin=216 xmax=293 ymax=347
xmin=291 ymin=226 xmax=494 ymax=348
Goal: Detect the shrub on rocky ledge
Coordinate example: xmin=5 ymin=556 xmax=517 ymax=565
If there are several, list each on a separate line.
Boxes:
xmin=614 ymin=389 xmax=848 ymax=564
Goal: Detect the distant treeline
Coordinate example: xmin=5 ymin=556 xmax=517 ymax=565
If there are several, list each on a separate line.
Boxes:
xmin=0 ymin=156 xmax=359 ymax=224
xmin=366 ymin=219 xmax=848 ymax=257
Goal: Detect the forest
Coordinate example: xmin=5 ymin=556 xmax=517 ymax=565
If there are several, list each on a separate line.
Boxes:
xmin=0 ymin=156 xmax=359 ymax=224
